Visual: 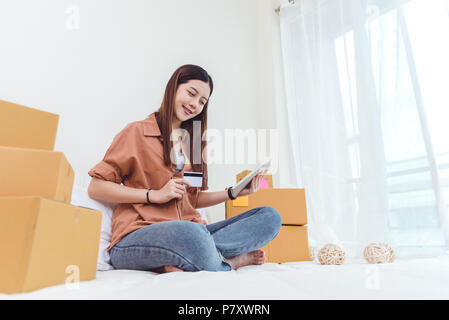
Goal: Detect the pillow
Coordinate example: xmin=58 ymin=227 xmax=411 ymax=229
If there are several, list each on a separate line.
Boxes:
xmin=70 ymin=178 xmax=209 ymax=271
xmin=70 ymin=182 xmax=115 ymax=271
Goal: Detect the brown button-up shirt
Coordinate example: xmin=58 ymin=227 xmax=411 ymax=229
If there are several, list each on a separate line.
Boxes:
xmin=88 ymin=112 xmax=204 ymax=251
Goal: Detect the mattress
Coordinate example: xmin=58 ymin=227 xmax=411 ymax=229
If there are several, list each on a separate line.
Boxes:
xmin=2 ymin=255 xmax=449 ymax=300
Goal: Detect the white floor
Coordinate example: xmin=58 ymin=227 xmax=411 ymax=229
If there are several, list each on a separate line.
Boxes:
xmin=2 ymin=254 xmax=449 ymax=300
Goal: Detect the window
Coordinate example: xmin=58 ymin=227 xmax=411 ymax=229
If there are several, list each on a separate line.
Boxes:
xmin=335 ymin=0 xmax=449 ymax=255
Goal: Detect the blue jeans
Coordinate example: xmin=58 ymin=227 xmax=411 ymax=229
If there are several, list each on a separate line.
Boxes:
xmin=109 ymin=206 xmax=282 ymax=272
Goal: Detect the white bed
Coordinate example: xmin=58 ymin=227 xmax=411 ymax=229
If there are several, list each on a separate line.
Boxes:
xmin=3 ymin=183 xmax=448 ymax=300
xmin=2 ymin=254 xmax=449 ymax=300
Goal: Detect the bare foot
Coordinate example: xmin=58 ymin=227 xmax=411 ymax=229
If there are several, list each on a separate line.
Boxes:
xmin=224 ymin=250 xmax=266 ymax=270
xmin=152 ymin=265 xmax=184 ymax=274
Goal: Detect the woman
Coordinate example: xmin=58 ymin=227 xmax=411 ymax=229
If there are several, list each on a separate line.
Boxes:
xmin=88 ymin=64 xmax=281 ymax=273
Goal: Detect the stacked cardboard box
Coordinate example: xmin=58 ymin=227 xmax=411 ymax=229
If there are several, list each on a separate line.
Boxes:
xmin=225 ymin=170 xmax=310 ymax=263
xmin=0 ymin=99 xmax=102 ymax=294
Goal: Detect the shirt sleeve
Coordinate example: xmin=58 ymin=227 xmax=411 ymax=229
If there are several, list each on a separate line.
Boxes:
xmin=88 ymin=123 xmax=138 ymax=184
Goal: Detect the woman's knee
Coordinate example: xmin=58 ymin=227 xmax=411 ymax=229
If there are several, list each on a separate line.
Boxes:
xmin=258 ymin=206 xmax=282 ymax=238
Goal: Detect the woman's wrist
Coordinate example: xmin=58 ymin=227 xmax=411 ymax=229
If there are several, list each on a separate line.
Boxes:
xmin=145 ymin=189 xmax=158 ymax=204
xmin=227 ymin=187 xmax=236 ymax=200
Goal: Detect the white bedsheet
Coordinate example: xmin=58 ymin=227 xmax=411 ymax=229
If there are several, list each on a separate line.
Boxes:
xmin=3 ymin=255 xmax=449 ymax=300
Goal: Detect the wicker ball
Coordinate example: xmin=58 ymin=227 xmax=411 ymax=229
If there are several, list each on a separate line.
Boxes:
xmin=363 ymin=243 xmax=395 ymax=264
xmin=318 ymin=244 xmax=345 ymax=265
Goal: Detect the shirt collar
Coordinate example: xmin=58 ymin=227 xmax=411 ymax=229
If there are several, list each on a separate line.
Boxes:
xmin=143 ymin=113 xmax=162 ymax=137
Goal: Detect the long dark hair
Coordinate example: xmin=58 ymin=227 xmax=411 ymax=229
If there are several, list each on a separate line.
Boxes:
xmin=155 ymin=64 xmax=213 ymax=191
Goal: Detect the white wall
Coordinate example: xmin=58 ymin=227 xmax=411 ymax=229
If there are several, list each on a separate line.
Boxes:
xmin=0 ymin=0 xmax=288 ymax=222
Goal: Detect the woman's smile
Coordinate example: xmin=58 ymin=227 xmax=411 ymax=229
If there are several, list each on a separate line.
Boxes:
xmin=182 ymin=105 xmax=193 ymax=115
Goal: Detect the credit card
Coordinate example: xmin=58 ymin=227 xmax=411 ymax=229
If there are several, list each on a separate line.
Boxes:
xmin=183 ymin=171 xmax=203 ymax=187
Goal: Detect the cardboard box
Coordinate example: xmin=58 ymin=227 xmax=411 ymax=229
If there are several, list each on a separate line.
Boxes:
xmin=0 ymin=99 xmax=59 ymax=151
xmin=225 ymin=189 xmax=307 ymax=225
xmin=261 ymin=225 xmax=311 ymax=263
xmin=0 ymin=146 xmax=74 ymax=203
xmin=0 ymin=196 xmax=102 ymax=294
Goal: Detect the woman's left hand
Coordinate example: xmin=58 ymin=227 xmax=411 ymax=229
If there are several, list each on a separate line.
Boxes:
xmin=236 ymin=169 xmax=268 ymax=197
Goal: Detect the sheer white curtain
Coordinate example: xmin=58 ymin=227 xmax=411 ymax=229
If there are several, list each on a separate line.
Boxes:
xmin=279 ymin=0 xmax=449 ymax=257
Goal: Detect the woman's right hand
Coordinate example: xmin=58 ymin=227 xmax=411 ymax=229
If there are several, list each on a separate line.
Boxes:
xmin=149 ymin=178 xmax=191 ymax=204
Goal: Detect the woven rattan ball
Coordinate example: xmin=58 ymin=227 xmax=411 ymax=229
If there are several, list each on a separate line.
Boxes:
xmin=318 ymin=244 xmax=345 ymax=265
xmin=363 ymin=243 xmax=394 ymax=264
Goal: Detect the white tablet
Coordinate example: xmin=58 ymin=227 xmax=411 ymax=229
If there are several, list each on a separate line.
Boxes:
xmin=230 ymin=157 xmax=272 ymax=198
